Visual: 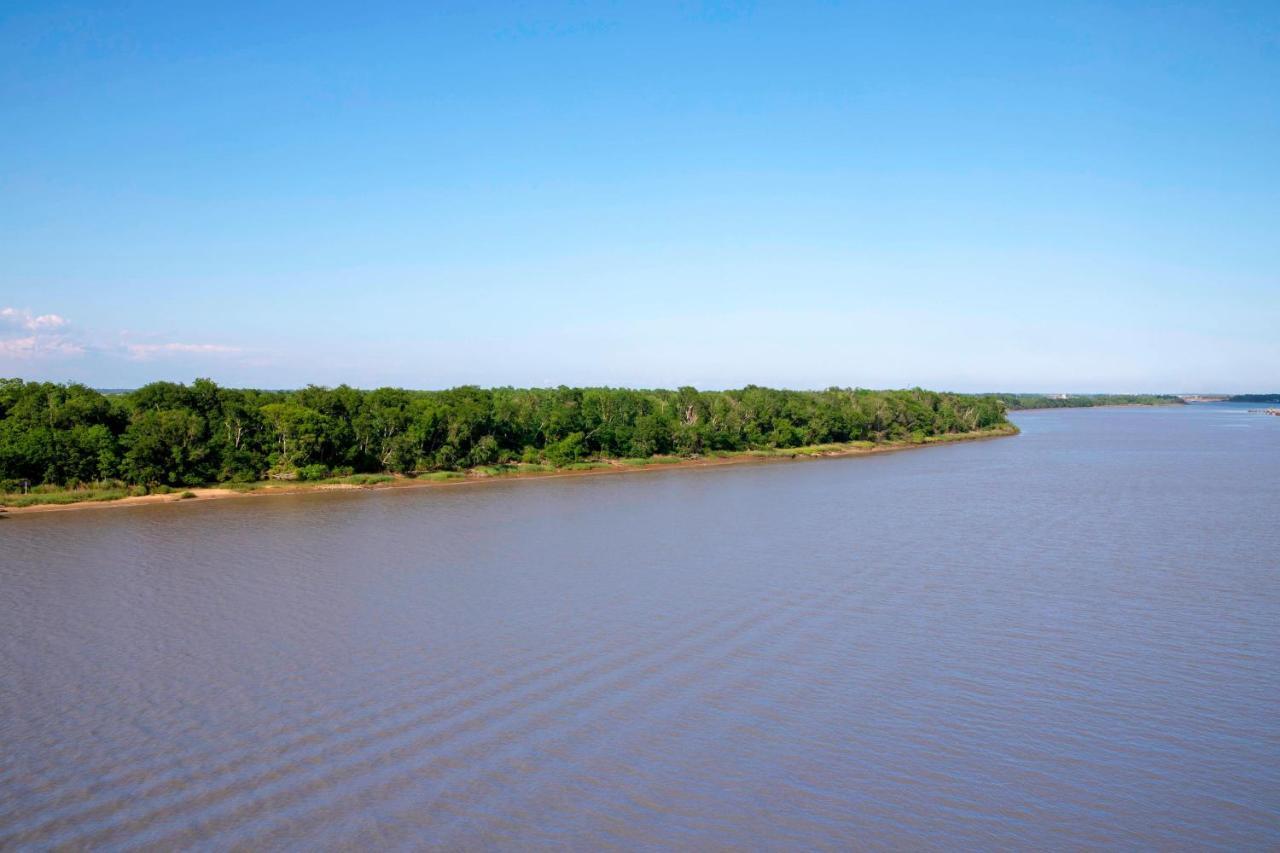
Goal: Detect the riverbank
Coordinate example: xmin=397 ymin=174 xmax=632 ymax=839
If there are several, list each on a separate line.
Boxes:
xmin=1009 ymin=402 xmax=1185 ymax=413
xmin=997 ymin=394 xmax=1185 ymax=412
xmin=0 ymin=425 xmax=1017 ymax=515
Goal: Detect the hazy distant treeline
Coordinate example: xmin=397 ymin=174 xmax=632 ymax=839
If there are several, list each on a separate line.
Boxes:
xmin=998 ymin=393 xmax=1185 ymax=410
xmin=1228 ymin=394 xmax=1280 ymax=403
xmin=0 ymin=379 xmax=1008 ymax=488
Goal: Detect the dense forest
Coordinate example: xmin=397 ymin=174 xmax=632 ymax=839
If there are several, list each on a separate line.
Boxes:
xmin=997 ymin=393 xmax=1185 ymax=410
xmin=1228 ymin=394 xmax=1280 ymax=403
xmin=0 ymin=379 xmax=1009 ymax=490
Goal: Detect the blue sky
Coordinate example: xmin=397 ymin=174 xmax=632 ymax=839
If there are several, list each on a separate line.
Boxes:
xmin=2 ymin=1 xmax=1277 ymax=391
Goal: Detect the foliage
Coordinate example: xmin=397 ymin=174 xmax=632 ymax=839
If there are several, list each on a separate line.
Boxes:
xmin=0 ymin=484 xmax=132 ymax=507
xmin=0 ymin=378 xmax=1011 ymax=490
xmin=997 ymin=393 xmax=1184 ymax=410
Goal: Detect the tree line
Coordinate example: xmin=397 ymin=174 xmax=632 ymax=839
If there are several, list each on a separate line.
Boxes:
xmin=0 ymin=378 xmax=1009 ymax=489
xmin=997 ymin=393 xmax=1185 ymax=410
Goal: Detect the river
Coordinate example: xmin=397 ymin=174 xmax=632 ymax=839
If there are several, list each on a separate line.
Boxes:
xmin=2 ymin=404 xmax=1277 ymax=848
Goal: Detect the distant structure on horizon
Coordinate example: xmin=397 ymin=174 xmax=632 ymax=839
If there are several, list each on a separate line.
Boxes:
xmin=1180 ymin=394 xmax=1229 ymax=403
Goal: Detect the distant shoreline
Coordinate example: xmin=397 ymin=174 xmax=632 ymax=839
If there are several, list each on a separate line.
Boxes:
xmin=1009 ymin=402 xmax=1187 ymax=413
xmin=2 ymin=425 xmax=1017 ymax=516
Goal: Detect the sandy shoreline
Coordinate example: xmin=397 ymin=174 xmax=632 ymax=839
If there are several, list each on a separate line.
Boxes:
xmin=1 ymin=427 xmax=1016 ymax=516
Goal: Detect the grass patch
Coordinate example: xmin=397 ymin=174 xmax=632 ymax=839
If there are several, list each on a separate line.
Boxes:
xmin=419 ymin=471 xmax=465 ymax=481
xmin=219 ymin=482 xmax=263 ymax=492
xmin=321 ymin=473 xmax=394 ymax=486
xmin=1 ymin=487 xmax=130 ymax=508
xmin=514 ymin=463 xmax=555 ymax=473
xmin=213 ymin=472 xmax=396 ymax=491
xmin=469 ymin=465 xmax=520 ymax=477
xmin=617 ymin=456 xmax=683 ymax=466
xmin=921 ymin=425 xmax=1018 ymax=443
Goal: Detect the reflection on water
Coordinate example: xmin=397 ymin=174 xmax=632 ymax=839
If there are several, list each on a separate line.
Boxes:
xmin=2 ymin=404 xmax=1277 ymax=848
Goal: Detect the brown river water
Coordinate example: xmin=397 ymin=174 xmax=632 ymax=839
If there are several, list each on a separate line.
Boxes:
xmin=2 ymin=404 xmax=1277 ymax=849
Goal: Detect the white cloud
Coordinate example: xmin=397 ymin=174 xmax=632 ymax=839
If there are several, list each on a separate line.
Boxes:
xmin=1 ymin=307 xmax=83 ymax=360
xmin=124 ymin=342 xmax=242 ymax=360
xmin=0 ymin=306 xmax=241 ymax=366
xmin=0 ymin=336 xmax=36 ymax=357
xmin=1 ymin=307 xmax=68 ymax=331
xmin=29 ymin=313 xmax=68 ymax=330
xmin=0 ymin=334 xmax=86 ymax=359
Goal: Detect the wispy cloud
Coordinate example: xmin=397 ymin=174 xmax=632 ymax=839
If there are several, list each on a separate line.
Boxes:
xmin=0 ymin=308 xmax=83 ymax=360
xmin=0 ymin=306 xmax=242 ymax=365
xmin=124 ymin=342 xmax=242 ymax=360
xmin=1 ymin=306 xmax=69 ymax=332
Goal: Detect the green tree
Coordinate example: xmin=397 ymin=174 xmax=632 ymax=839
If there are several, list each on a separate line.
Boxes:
xmin=123 ymin=409 xmax=209 ymax=485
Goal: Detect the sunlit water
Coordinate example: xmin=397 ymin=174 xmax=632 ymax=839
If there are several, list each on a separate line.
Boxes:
xmin=2 ymin=404 xmax=1277 ymax=849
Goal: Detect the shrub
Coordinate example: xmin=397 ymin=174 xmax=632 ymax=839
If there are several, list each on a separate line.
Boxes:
xmin=544 ymin=432 xmax=586 ymax=467
xmin=467 ymin=435 xmax=500 ymax=467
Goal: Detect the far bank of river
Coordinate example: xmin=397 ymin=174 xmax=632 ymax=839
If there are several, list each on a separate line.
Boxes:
xmin=1007 ymin=402 xmax=1187 ymax=412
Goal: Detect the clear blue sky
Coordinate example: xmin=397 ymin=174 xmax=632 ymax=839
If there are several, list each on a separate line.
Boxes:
xmin=2 ymin=1 xmax=1277 ymax=392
